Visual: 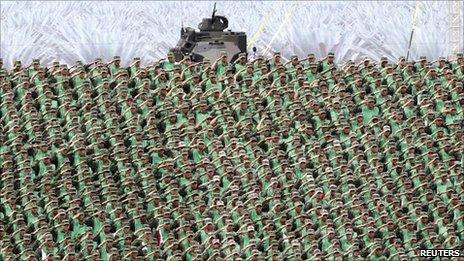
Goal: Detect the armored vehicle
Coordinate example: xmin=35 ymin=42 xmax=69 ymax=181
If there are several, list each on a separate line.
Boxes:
xmin=170 ymin=4 xmax=247 ymax=63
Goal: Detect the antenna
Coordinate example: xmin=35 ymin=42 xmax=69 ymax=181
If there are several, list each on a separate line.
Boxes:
xmin=212 ymin=2 xmax=217 ymax=19
xmin=181 ymin=1 xmax=184 ymax=32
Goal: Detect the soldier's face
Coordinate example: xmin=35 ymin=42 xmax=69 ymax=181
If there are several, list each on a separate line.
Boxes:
xmin=436 ymin=118 xmax=444 ymax=126
xmin=8 ymin=197 xmax=16 ymax=205
xmin=63 ymin=223 xmax=70 ymax=231
xmin=305 ymin=127 xmax=313 ymax=135
xmin=367 ymin=100 xmax=375 ymax=108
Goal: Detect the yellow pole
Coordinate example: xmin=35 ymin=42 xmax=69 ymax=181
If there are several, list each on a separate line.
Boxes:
xmin=247 ymin=2 xmax=281 ymax=48
xmin=263 ymin=2 xmax=298 ymax=56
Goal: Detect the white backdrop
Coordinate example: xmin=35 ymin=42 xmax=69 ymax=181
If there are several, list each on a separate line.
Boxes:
xmin=0 ymin=1 xmax=456 ymax=68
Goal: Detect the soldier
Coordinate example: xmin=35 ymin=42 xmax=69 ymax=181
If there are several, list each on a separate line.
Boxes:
xmin=1 ymin=53 xmax=463 ymax=261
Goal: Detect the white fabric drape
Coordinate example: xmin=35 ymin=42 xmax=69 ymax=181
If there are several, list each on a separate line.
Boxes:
xmin=0 ymin=1 xmax=453 ymax=68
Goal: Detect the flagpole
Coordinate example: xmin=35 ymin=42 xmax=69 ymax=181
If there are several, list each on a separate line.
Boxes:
xmin=406 ymin=1 xmax=421 ymax=61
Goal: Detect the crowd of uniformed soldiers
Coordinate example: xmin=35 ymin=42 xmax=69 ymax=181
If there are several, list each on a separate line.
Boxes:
xmin=0 ymin=51 xmax=463 ymax=260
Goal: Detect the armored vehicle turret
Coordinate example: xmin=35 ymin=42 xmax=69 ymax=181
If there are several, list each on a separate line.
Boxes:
xmin=170 ymin=4 xmax=247 ymax=63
